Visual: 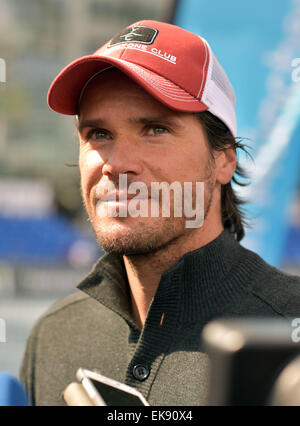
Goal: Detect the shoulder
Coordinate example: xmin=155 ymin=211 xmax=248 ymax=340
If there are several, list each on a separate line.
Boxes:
xmin=239 ymin=245 xmax=300 ymax=317
xmin=26 ymin=291 xmax=103 ymax=340
xmin=32 ymin=291 xmax=91 ymax=325
xmin=40 ymin=291 xmax=91 ymax=318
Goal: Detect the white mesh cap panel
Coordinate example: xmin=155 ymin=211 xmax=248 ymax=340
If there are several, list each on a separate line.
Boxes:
xmin=204 ymin=80 xmax=237 ymax=137
xmin=201 ymin=40 xmax=237 ymax=137
xmin=211 ymin=54 xmax=236 ymax=107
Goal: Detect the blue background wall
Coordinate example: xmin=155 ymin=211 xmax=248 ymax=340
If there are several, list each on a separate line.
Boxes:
xmin=174 ymin=0 xmax=300 ymax=268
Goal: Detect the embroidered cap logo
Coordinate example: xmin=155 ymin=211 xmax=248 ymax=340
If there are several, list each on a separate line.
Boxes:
xmin=108 ymin=25 xmax=158 ymax=47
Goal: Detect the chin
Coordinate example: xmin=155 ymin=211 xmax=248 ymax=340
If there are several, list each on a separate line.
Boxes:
xmin=93 ymin=216 xmax=184 ymax=256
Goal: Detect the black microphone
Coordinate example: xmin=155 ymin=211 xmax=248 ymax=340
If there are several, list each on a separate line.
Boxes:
xmin=0 ymin=372 xmax=29 ymax=406
xmin=202 ymin=318 xmax=300 ymax=405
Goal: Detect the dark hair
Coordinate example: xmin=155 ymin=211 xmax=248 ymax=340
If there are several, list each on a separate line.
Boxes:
xmin=196 ymin=111 xmax=251 ymax=242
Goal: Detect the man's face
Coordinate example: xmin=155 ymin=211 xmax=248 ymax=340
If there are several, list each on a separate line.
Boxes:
xmin=77 ymin=69 xmax=220 ymax=255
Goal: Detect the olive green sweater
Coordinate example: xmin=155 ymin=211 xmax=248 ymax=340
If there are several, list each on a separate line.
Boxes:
xmin=20 ymin=230 xmax=300 ymax=406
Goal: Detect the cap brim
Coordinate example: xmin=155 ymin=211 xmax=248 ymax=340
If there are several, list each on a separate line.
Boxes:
xmin=47 ymin=55 xmax=208 ymax=115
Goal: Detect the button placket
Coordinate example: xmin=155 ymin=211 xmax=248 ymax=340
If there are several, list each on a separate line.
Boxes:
xmin=132 ymin=364 xmax=150 ymax=381
xmin=125 ymin=271 xmax=182 ymax=396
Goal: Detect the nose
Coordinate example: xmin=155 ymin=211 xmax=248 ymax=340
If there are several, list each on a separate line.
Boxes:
xmin=101 ymin=136 xmax=143 ymax=180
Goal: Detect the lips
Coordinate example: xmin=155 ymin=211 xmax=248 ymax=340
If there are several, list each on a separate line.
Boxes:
xmin=97 ymin=190 xmax=150 ymax=202
xmin=95 ymin=189 xmax=154 ymax=219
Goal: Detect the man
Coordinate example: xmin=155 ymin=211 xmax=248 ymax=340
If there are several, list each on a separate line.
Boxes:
xmin=21 ymin=20 xmax=300 ymax=406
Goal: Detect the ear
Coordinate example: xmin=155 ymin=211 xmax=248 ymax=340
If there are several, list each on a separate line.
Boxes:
xmin=214 ymin=148 xmax=237 ymax=185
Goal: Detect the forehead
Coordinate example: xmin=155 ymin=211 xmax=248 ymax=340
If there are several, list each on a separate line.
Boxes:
xmin=78 ymin=68 xmax=175 ymax=117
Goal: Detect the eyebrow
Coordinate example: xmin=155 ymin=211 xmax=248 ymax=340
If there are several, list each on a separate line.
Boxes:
xmin=76 ymin=114 xmax=183 ymax=133
xmin=76 ymin=118 xmax=106 ymax=133
xmin=128 ymin=115 xmax=182 ymax=128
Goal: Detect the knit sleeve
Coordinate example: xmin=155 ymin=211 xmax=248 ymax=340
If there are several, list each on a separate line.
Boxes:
xmin=19 ymin=321 xmax=41 ymax=406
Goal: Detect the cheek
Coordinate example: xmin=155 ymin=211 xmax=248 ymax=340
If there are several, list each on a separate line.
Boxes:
xmin=79 ymin=149 xmax=104 ymax=199
xmin=175 ymin=153 xmax=212 ymax=183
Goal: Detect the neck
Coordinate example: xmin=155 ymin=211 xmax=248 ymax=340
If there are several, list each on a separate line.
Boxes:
xmin=123 ymin=222 xmax=224 ymax=329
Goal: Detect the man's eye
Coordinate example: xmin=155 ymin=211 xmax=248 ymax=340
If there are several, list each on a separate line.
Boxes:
xmin=147 ymin=126 xmax=169 ymax=136
xmin=86 ymin=129 xmax=111 ymax=141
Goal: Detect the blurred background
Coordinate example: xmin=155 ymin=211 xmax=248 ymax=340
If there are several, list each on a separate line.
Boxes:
xmin=0 ymin=0 xmax=299 ymax=377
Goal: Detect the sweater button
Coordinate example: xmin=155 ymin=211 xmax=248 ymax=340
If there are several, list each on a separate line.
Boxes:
xmin=132 ymin=364 xmax=150 ymax=381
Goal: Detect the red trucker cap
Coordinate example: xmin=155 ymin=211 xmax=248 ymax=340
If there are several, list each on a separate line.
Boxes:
xmin=47 ymin=20 xmax=237 ymax=137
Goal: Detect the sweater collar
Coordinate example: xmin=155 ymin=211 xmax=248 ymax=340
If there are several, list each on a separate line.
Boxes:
xmin=77 ymin=230 xmax=245 ymax=327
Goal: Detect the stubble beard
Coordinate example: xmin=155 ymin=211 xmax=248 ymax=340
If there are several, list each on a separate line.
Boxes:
xmin=83 ymin=177 xmax=215 ymax=256
xmin=93 ymin=216 xmax=187 ymax=255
